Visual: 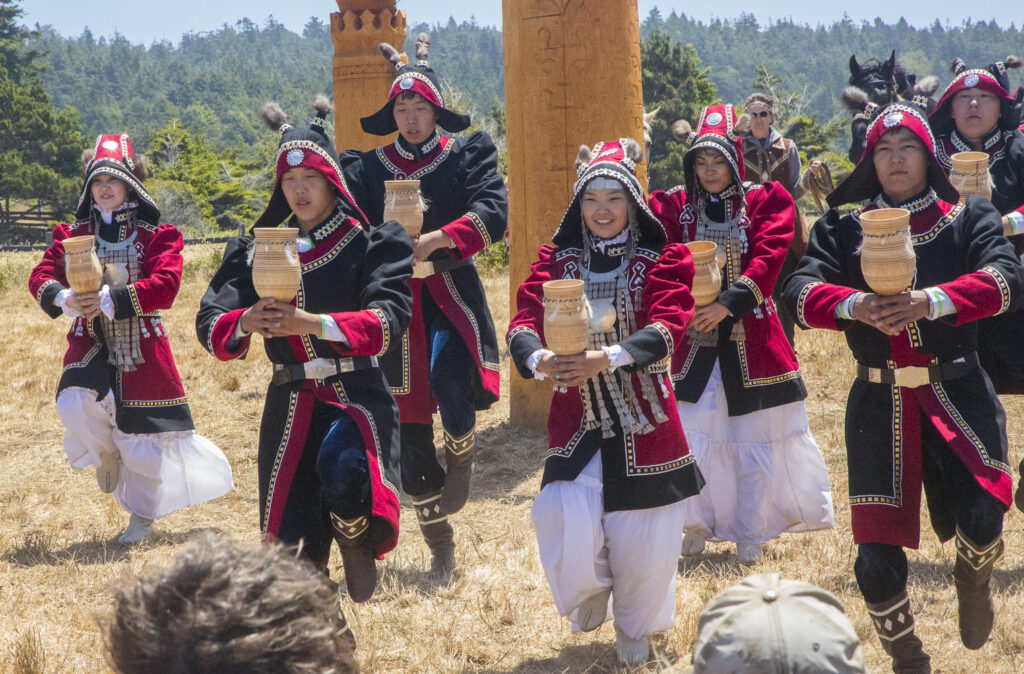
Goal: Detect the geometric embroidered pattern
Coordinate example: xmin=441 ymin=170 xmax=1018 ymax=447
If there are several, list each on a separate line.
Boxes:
xmin=867 ymin=592 xmax=915 ymax=642
xmin=330 ymin=513 xmax=369 ymax=541
xmin=444 ymin=426 xmax=475 ymax=457
xmin=412 ymin=492 xmax=448 ymax=525
xmin=956 ymin=528 xmax=1005 ymax=572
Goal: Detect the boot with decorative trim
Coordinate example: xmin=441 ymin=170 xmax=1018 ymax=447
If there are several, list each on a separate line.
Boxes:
xmin=865 ymin=591 xmax=931 ymax=673
xmin=413 ymin=490 xmax=455 ymax=580
xmin=954 ymin=528 xmax=1003 ymax=650
xmin=440 ymin=426 xmax=475 ymax=515
xmin=331 ymin=513 xmax=378 ymax=603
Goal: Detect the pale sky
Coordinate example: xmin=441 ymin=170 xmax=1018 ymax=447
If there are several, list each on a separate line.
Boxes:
xmin=19 ymin=0 xmax=1021 ymax=44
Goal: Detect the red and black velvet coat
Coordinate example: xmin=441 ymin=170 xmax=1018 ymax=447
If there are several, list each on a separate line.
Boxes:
xmin=195 ymin=208 xmax=413 ymax=559
xmin=936 ymin=128 xmax=1024 ymax=221
xmin=339 ymin=131 xmax=507 ymax=424
xmin=782 ymin=192 xmax=1020 ymax=548
xmin=30 ymin=213 xmax=194 ymax=434
xmin=648 ymin=182 xmax=807 ymax=416
xmin=506 ymin=243 xmax=705 ymax=512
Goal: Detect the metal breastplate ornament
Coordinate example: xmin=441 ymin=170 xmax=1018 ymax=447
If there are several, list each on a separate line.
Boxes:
xmin=94 ymin=230 xmax=149 ymax=371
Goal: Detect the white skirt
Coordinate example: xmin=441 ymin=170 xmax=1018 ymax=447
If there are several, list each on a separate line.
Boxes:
xmin=676 ymin=361 xmax=833 ymax=544
xmin=57 ymin=387 xmax=233 ymax=520
xmin=531 ymin=453 xmax=686 ymax=640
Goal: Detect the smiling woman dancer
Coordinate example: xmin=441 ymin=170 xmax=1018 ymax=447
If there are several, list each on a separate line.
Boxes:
xmin=648 ymin=104 xmax=833 ymax=565
xmin=29 ymin=134 xmax=233 ymax=544
xmin=508 ymin=138 xmax=704 ymax=666
xmin=784 ymin=101 xmax=1020 ymax=673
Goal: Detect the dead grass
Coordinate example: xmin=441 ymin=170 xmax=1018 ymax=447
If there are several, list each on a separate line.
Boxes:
xmin=2 ymin=245 xmax=1024 ymax=672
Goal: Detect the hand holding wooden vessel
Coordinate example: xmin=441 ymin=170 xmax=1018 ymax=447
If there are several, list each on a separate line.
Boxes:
xmin=383 ymin=179 xmax=424 ymax=239
xmin=685 ymin=240 xmax=726 ymax=307
xmin=252 ymin=228 xmax=301 ymax=302
xmin=859 ymin=208 xmax=916 ymax=296
xmin=542 ymin=279 xmax=589 ymax=355
xmin=63 ymin=235 xmax=103 ymax=294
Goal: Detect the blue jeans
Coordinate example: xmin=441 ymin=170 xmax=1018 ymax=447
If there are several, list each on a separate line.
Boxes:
xmin=400 ymin=305 xmax=477 ymax=496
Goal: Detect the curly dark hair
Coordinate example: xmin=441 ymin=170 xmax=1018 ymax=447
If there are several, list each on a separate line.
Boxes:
xmin=103 ymin=532 xmax=358 ymax=674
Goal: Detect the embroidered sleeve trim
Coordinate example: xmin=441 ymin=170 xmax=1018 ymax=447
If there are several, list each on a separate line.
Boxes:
xmin=507 ymin=325 xmax=539 ymax=346
xmin=370 ymin=307 xmax=390 ymax=356
xmin=737 ymin=274 xmax=764 ymax=305
xmin=36 ymin=279 xmax=60 ymax=304
xmin=796 ymin=281 xmax=822 ymax=328
xmin=978 ymin=266 xmax=1012 ymax=315
xmin=466 ymin=211 xmax=491 ymax=247
xmin=127 ymin=285 xmax=143 ymax=316
xmin=649 ymin=321 xmax=675 ymax=356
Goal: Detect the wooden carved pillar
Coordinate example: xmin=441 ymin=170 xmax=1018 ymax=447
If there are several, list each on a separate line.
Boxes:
xmin=330 ymin=0 xmax=408 ymax=152
xmin=503 ymin=0 xmax=647 ymax=429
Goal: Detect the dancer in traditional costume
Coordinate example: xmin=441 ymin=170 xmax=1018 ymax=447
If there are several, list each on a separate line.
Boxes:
xmin=338 ymin=35 xmax=507 ymax=578
xmin=783 ymin=102 xmax=1019 ymax=672
xmin=508 ymin=138 xmax=704 ymax=665
xmin=649 ymin=104 xmax=833 ymax=565
xmin=739 ymin=93 xmax=825 ymax=347
xmin=30 ymin=134 xmax=233 ymax=544
xmin=196 ymin=99 xmax=413 ymax=603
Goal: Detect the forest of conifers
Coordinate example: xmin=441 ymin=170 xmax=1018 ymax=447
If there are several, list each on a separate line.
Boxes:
xmin=5 ymin=2 xmax=1024 ymax=237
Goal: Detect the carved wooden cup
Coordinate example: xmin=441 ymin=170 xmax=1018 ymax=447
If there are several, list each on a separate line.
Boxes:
xmin=383 ymin=179 xmax=424 ymax=239
xmin=685 ymin=240 xmax=726 ymax=307
xmin=63 ymin=235 xmax=103 ymax=293
xmin=542 ymin=279 xmax=589 ymax=355
xmin=252 ymin=228 xmax=301 ymax=302
xmin=950 ymin=151 xmax=992 ymax=203
xmin=860 ymin=208 xmax=916 ymax=296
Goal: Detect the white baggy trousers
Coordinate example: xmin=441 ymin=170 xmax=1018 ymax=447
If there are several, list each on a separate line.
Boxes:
xmin=57 ymin=387 xmax=233 ymax=520
xmin=531 ymin=452 xmax=686 ymax=640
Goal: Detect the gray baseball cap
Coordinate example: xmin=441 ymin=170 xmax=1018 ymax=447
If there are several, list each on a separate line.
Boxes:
xmin=691 ymin=573 xmax=865 ymax=673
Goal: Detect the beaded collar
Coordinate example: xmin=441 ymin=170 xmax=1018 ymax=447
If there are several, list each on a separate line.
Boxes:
xmin=950 ymin=127 xmax=1002 ymax=154
xmin=876 ymin=188 xmax=939 ymax=214
xmin=394 ymin=131 xmax=441 ymax=161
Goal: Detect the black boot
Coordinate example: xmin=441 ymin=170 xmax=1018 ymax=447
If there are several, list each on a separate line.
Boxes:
xmin=331 ymin=513 xmax=378 ymax=603
xmin=439 ymin=426 xmax=475 ymax=515
xmin=865 ymin=591 xmax=931 ymax=673
xmin=413 ymin=490 xmax=455 ymax=580
xmin=954 ymin=528 xmax=1003 ymax=650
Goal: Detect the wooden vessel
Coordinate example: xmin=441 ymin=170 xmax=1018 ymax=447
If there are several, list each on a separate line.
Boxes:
xmin=859 ymin=208 xmax=915 ymax=296
xmin=686 ymin=240 xmax=725 ymax=306
xmin=252 ymin=228 xmax=301 ymax=301
xmin=542 ymin=279 xmax=588 ymax=355
xmin=63 ymin=235 xmax=102 ymax=293
xmin=383 ymin=179 xmax=423 ymax=238
xmin=949 ymin=151 xmax=991 ymax=203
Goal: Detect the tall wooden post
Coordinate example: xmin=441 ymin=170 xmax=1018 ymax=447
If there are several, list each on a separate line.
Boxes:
xmin=330 ymin=0 xmax=408 ymax=152
xmin=503 ymin=0 xmax=647 ymax=429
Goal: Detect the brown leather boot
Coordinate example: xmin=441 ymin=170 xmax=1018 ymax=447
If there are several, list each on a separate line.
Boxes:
xmin=439 ymin=426 xmax=475 ymax=515
xmin=954 ymin=528 xmax=1004 ymax=650
xmin=865 ymin=591 xmax=931 ymax=673
xmin=331 ymin=513 xmax=378 ymax=603
xmin=413 ymin=490 xmax=455 ymax=580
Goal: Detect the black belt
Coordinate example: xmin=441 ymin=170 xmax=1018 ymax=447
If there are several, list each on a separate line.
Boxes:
xmin=855 ymin=353 xmax=979 ymax=388
xmin=271 ymin=356 xmax=378 ymax=385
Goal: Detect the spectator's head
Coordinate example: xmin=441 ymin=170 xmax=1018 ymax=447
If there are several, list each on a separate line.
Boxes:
xmin=104 ymin=532 xmax=358 ymax=674
xmin=743 ymin=93 xmax=778 ymax=138
xmin=691 ymin=573 xmax=865 ymax=674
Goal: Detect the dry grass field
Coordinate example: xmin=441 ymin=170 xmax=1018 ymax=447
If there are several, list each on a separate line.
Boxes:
xmin=2 ymin=244 xmax=1024 ymax=673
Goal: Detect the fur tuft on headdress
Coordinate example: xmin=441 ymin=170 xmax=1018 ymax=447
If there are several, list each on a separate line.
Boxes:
xmin=415 ymin=33 xmax=431 ymax=62
xmin=950 ymin=58 xmax=967 ymax=75
xmin=313 ymin=94 xmax=334 ymax=117
xmin=914 ymin=76 xmax=940 ymax=97
xmin=621 ymin=138 xmax=644 ymax=163
xmin=81 ymin=147 xmax=150 ymax=181
xmin=734 ymin=112 xmax=752 ymax=135
xmin=841 ymin=86 xmax=871 ymax=114
xmin=81 ymin=149 xmax=94 ymax=174
xmin=1006 ymin=55 xmax=1023 ymax=69
xmin=670 ymin=119 xmax=694 ymax=144
xmin=378 ymin=42 xmax=404 ymax=73
xmin=575 ymin=144 xmax=593 ymax=173
xmin=260 ymin=102 xmax=288 ymax=132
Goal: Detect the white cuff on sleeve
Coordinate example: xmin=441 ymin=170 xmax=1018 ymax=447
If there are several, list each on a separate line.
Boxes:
xmin=1007 ymin=211 xmax=1024 ymax=235
xmin=834 ymin=292 xmax=863 ymax=321
xmin=56 ymin=288 xmax=80 ymax=317
xmin=99 ymin=285 xmax=114 ymax=319
xmin=527 ymin=349 xmax=554 ymax=380
xmin=321 ymin=314 xmax=348 ymax=345
xmin=600 ymin=344 xmax=635 ymax=372
xmin=923 ymin=287 xmax=956 ymax=320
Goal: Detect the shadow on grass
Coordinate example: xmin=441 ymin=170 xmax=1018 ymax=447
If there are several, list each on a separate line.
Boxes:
xmin=1 ymin=526 xmax=226 ymax=566
xmin=907 ymin=557 xmax=1024 ymax=592
xmin=481 ymin=641 xmax=617 ymax=673
xmin=469 ymin=421 xmax=547 ymax=502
